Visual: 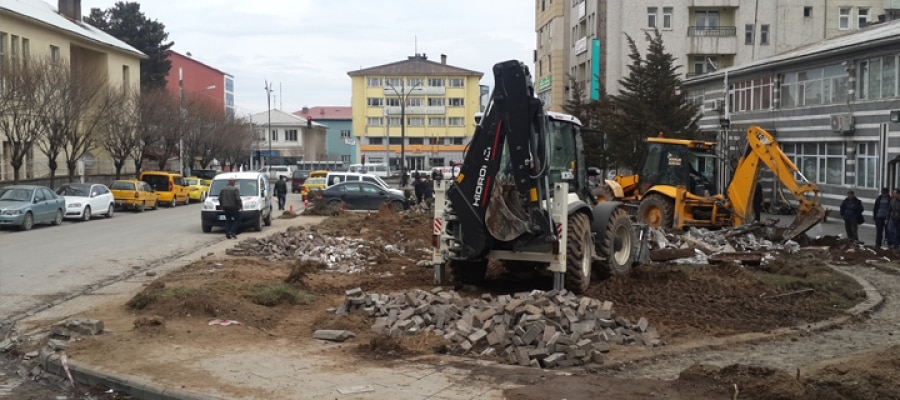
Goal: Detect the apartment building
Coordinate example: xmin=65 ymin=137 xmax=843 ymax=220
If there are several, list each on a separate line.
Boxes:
xmin=540 ymin=0 xmax=891 ymax=112
xmin=166 ymin=50 xmax=234 ymax=118
xmin=293 ymin=106 xmax=356 ymax=165
xmin=0 ymin=0 xmax=144 ymax=181
xmin=347 ymin=54 xmax=483 ymax=171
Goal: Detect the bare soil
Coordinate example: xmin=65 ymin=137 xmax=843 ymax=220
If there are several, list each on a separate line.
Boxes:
xmin=55 ymin=208 xmax=900 ymax=400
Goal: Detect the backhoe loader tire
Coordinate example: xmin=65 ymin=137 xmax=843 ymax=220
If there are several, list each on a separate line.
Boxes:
xmin=449 ymin=260 xmax=488 ymax=287
xmin=591 ymin=185 xmax=616 ymax=202
xmin=564 ymin=212 xmax=593 ymax=295
xmin=638 ymin=194 xmax=674 ymax=229
xmin=596 ymin=207 xmax=635 ymax=277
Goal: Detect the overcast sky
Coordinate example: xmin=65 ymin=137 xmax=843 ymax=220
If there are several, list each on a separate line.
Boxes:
xmin=79 ymin=0 xmax=537 ymax=117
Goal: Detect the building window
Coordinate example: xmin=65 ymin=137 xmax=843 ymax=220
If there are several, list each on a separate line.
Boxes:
xmin=745 ymin=24 xmax=754 ymax=45
xmin=10 ymin=35 xmax=18 ymax=65
xmin=21 ymin=38 xmax=29 ymax=66
xmin=451 ymin=137 xmax=465 ymax=145
xmin=0 ymin=32 xmax=6 ymax=65
xmin=448 ymin=78 xmax=465 ymax=87
xmin=429 ymin=117 xmax=445 ymax=126
xmin=388 ymin=137 xmax=403 ymax=145
xmin=366 ymin=97 xmax=383 ymax=107
xmin=729 ymin=76 xmax=773 ymax=113
xmin=448 ymin=98 xmax=465 ymax=107
xmin=856 ymin=142 xmax=879 ymax=188
xmin=406 ymin=98 xmax=424 ymax=107
xmin=780 ymin=65 xmax=849 ymax=108
xmin=695 ymin=10 xmax=719 ymax=27
xmin=858 ymin=55 xmax=898 ymax=101
xmin=367 ymin=117 xmax=383 ymax=126
xmin=49 ymin=45 xmax=60 ymax=65
xmin=428 ymin=97 xmax=445 ymax=106
xmin=385 ymin=78 xmax=402 ymax=87
xmin=270 ymin=130 xmax=278 ymax=141
xmin=385 ymin=98 xmax=401 ymax=107
xmin=407 ymin=78 xmax=424 ymax=87
xmin=388 ymin=117 xmax=401 ymax=126
xmin=409 ymin=138 xmax=424 ymax=145
xmin=285 ymin=129 xmax=298 ymax=141
xmin=839 ymin=7 xmax=850 ymax=30
xmin=257 ymin=129 xmax=265 ymax=141
xmin=367 ymin=78 xmax=383 ymax=87
xmin=647 ymin=7 xmax=658 ymax=28
xmin=663 ymin=7 xmax=673 ymax=29
xmin=428 ymin=78 xmax=444 ymax=87
xmin=858 ymin=8 xmax=869 ymax=28
xmin=804 ymin=6 xmax=812 ymax=17
xmin=448 ymin=117 xmax=465 ymax=126
xmin=784 ymin=142 xmax=845 ymax=186
xmin=369 ymin=137 xmax=383 ymax=145
xmin=340 ymin=130 xmax=351 ymax=138
xmin=341 ymin=155 xmax=351 ymax=163
xmin=407 ymin=117 xmax=425 ymax=126
xmin=122 ymin=65 xmax=130 ymax=92
xmin=692 ymin=55 xmax=717 ymax=76
xmin=760 ymin=24 xmax=770 ymax=45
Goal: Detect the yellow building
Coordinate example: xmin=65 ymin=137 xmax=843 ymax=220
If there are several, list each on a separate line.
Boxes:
xmin=0 ymin=0 xmax=145 ymax=181
xmin=347 ymin=53 xmax=483 ymax=172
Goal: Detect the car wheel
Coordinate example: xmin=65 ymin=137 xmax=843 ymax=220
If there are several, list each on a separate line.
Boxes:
xmin=202 ymin=223 xmax=212 ymax=233
xmin=254 ymin=212 xmax=263 ymax=232
xmin=390 ymin=200 xmax=406 ymax=211
xmin=20 ymin=212 xmax=34 ymax=231
xmin=82 ymin=206 xmax=92 ymax=221
xmin=151 ymin=198 xmax=158 ymax=210
xmin=263 ymin=208 xmax=272 ymax=226
xmin=171 ymin=197 xmax=177 ymax=207
xmin=327 ymin=199 xmax=342 ymax=207
xmin=51 ymin=209 xmax=63 ymax=226
xmin=200 ymin=192 xmax=207 ymax=202
xmin=106 ymin=204 xmax=115 ymax=218
xmin=138 ymin=201 xmax=145 ymax=212
xmin=183 ymin=196 xmax=190 ymax=206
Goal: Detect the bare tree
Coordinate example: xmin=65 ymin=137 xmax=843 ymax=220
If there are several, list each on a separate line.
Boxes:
xmin=98 ymin=88 xmax=139 ymax=179
xmin=219 ymin=117 xmax=256 ymax=170
xmin=35 ymin=59 xmax=72 ymax=187
xmin=60 ymin=63 xmax=119 ymax=182
xmin=180 ymin=96 xmax=222 ymax=173
xmin=135 ymin=88 xmax=180 ymax=172
xmin=0 ymin=59 xmax=49 ymax=183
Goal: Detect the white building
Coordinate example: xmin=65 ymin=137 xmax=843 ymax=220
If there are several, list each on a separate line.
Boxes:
xmin=247 ymin=109 xmax=326 ymax=167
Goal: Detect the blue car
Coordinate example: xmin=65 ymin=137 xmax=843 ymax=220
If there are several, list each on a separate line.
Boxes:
xmin=0 ymin=185 xmax=66 ymax=231
xmin=320 ymin=181 xmax=410 ymax=211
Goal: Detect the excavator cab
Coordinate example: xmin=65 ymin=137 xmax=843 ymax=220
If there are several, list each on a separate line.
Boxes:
xmin=639 ymin=140 xmax=718 ymax=197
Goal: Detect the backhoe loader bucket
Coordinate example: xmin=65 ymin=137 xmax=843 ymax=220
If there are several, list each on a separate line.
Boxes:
xmin=781 ymin=205 xmax=826 ymax=241
xmin=486 ymin=182 xmax=532 ymax=241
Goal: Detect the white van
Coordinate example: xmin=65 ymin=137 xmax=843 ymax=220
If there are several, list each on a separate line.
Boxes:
xmin=260 ymin=165 xmax=293 ymax=180
xmin=201 ymin=172 xmax=273 ymax=233
xmin=347 ymin=164 xmax=390 ymax=177
xmin=325 ymin=172 xmax=403 ymax=196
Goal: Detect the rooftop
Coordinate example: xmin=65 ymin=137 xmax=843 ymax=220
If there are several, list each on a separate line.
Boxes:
xmin=348 ymin=53 xmax=483 ymax=77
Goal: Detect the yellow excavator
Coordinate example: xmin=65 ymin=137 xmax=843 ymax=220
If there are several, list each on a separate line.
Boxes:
xmin=597 ymin=125 xmax=825 ymax=241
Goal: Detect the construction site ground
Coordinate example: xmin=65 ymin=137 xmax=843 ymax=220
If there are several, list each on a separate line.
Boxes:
xmin=9 ymin=208 xmax=900 ymax=400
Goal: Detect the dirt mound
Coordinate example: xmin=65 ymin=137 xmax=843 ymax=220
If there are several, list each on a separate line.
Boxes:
xmin=352 ymin=334 xmax=447 ymax=361
xmin=810 ymin=235 xmax=900 ymax=263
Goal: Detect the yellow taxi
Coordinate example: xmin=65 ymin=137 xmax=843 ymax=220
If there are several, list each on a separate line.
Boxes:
xmin=109 ymin=179 xmax=159 ymax=212
xmin=184 ymin=176 xmax=211 ymax=202
xmin=301 ymin=177 xmax=327 ymax=197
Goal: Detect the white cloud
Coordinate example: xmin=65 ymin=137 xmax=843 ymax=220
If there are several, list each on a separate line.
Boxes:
xmin=79 ymin=0 xmax=535 ymax=115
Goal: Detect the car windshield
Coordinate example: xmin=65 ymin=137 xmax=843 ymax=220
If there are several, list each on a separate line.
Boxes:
xmin=110 ymin=181 xmax=135 ymax=190
xmin=305 ymin=178 xmax=325 ymax=185
xmin=0 ymin=188 xmax=32 ymax=201
xmin=56 ymin=185 xmax=89 ymax=197
xmin=185 ymin=178 xmax=199 ymax=185
xmin=208 ymin=179 xmax=260 ymax=197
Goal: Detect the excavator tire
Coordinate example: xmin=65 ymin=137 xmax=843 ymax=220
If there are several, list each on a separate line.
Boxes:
xmin=564 ymin=212 xmax=593 ymax=294
xmin=448 ymin=259 xmax=488 ymax=287
xmin=638 ymin=193 xmax=674 ymax=229
xmin=596 ymin=207 xmax=635 ymax=277
xmin=591 ymin=184 xmax=616 ymax=202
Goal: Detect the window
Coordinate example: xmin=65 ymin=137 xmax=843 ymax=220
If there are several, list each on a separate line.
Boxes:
xmin=729 ymin=76 xmax=773 ymax=113
xmin=647 ymin=7 xmax=658 ymax=28
xmin=367 ymin=97 xmax=383 ymax=107
xmin=257 ymin=129 xmax=266 ymax=140
xmin=745 ymin=24 xmax=754 ymax=45
xmin=428 ymin=78 xmax=444 ymax=87
xmin=760 ymin=24 xmax=770 ymax=45
xmin=369 ymin=137 xmax=383 ymax=145
xmin=388 ymin=117 xmax=401 ymax=126
xmin=409 ymin=138 xmax=424 ymax=145
xmin=407 ymin=78 xmax=424 ymax=87
xmin=389 ymin=137 xmax=403 ymax=145
xmin=367 ymin=117 xmax=383 ymax=126
xmin=406 ymin=98 xmax=424 ymax=107
xmin=448 ymin=98 xmax=465 ymax=107
xmin=858 ymin=8 xmax=869 ymax=28
xmin=21 ymin=38 xmax=28 ymax=65
xmin=784 ymin=142 xmax=847 ymax=186
xmin=10 ymin=35 xmax=18 ymax=65
xmin=0 ymin=32 xmax=6 ymax=65
xmin=340 ymin=130 xmax=351 ymax=138
xmin=779 ymin=65 xmax=848 ymax=108
xmin=451 ymin=137 xmax=465 ymax=145
xmin=448 ymin=117 xmax=465 ymax=126
xmin=429 ymin=117 xmax=446 ymax=126
xmin=367 ymin=78 xmax=383 ymax=87
xmin=448 ymin=78 xmax=464 ymax=87
xmin=695 ymin=10 xmax=719 ymax=27
xmin=804 ymin=6 xmax=812 ymax=17
xmin=856 ymin=142 xmax=879 ymax=188
xmin=385 ymin=97 xmax=401 ymax=107
xmin=692 ymin=55 xmax=717 ymax=76
xmin=49 ymin=45 xmax=60 ymax=65
xmin=858 ymin=55 xmax=897 ymax=100
xmin=341 ymin=155 xmax=351 ymax=164
xmin=428 ymin=97 xmax=445 ymax=106
xmin=663 ymin=7 xmax=673 ymax=29
xmin=270 ymin=130 xmax=278 ymax=141
xmin=839 ymin=7 xmax=850 ymax=30
xmin=285 ymin=129 xmax=297 ymax=141
xmin=407 ymin=117 xmax=425 ymax=126
xmin=385 ymin=78 xmax=402 ymax=87
xmin=122 ymin=65 xmax=130 ymax=92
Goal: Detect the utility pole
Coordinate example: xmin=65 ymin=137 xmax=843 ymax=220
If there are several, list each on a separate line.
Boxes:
xmin=265 ymin=81 xmax=273 ymax=170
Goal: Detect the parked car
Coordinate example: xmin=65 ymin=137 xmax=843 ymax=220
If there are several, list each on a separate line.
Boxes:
xmin=325 ymin=172 xmax=403 ymax=197
xmin=319 ymin=181 xmax=409 ymax=211
xmin=56 ymin=183 xmax=115 ymax=221
xmin=185 ymin=177 xmax=211 ymax=202
xmin=0 ymin=185 xmax=65 ymax=230
xmin=109 ymin=179 xmax=159 ymax=212
xmin=201 ymin=171 xmax=273 ymax=233
xmin=139 ymin=171 xmax=190 ymax=207
xmin=259 ymin=165 xmax=293 ymax=180
xmin=291 ymin=170 xmax=310 ymax=193
xmin=301 ymin=177 xmax=327 ymax=196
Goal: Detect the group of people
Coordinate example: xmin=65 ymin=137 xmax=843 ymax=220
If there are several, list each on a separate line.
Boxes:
xmin=412 ymin=172 xmax=434 ymax=205
xmin=840 ymin=188 xmax=900 ymax=249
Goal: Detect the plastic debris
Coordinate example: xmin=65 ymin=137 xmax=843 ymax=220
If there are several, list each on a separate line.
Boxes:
xmin=208 ymin=319 xmax=242 ymax=326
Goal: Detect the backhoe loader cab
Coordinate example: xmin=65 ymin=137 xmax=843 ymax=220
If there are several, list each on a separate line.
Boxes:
xmin=639 ymin=139 xmax=719 ymax=197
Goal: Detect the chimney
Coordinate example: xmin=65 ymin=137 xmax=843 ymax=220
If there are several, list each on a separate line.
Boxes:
xmin=441 ymin=54 xmax=447 ymax=65
xmin=58 ymin=0 xmax=82 ymax=21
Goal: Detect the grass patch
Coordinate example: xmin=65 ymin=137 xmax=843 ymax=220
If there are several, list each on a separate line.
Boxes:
xmin=127 ymin=286 xmax=202 ymax=310
xmin=245 ymin=283 xmax=316 ymax=306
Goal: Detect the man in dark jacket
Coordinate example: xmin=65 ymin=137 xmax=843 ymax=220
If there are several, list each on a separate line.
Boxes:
xmin=274 ymin=176 xmax=288 ymax=211
xmin=839 ymin=190 xmax=864 ymax=242
xmin=873 ymin=187 xmax=891 ymax=248
xmin=220 ymin=178 xmax=243 ymax=239
xmin=889 ymin=189 xmax=900 ymax=249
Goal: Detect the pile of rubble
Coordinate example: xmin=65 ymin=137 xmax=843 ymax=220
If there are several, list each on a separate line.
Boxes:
xmin=647 ymin=223 xmax=801 ymax=265
xmin=224 ymin=226 xmax=419 ymax=271
xmin=334 ymin=287 xmax=660 ymax=368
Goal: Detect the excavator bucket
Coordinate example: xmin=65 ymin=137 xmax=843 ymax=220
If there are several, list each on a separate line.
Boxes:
xmin=781 ymin=205 xmax=826 ymax=241
xmin=485 ymin=182 xmax=533 ymax=241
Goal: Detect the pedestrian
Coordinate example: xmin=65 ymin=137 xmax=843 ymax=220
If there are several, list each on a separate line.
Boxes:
xmin=753 ymin=182 xmax=764 ymax=222
xmin=413 ymin=174 xmax=425 ymax=204
xmin=422 ymin=175 xmax=434 ymax=206
xmin=220 ymin=177 xmax=243 ymax=239
xmin=889 ymin=189 xmax=900 ymax=249
xmin=274 ymin=175 xmax=288 ymax=211
xmin=839 ymin=190 xmax=864 ymax=242
xmin=873 ymin=187 xmax=891 ymax=248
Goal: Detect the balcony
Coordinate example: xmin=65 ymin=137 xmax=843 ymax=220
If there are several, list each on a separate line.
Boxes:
xmin=383 ymin=86 xmax=444 ymax=97
xmin=384 ymin=106 xmax=445 ymax=115
xmin=688 ymin=0 xmax=741 ymax=6
xmin=687 ymin=26 xmax=737 ymax=55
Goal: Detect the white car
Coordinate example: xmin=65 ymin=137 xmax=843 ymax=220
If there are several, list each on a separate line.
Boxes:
xmin=56 ymin=183 xmax=115 ymax=221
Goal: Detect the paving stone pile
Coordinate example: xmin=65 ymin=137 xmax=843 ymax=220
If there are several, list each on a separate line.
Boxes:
xmin=333 ymin=287 xmax=661 ymax=368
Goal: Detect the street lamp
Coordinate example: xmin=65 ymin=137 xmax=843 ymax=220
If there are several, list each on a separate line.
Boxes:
xmin=264 ymin=81 xmax=274 ymax=170
xmin=178 ymin=67 xmax=216 ymax=176
xmin=384 ymin=79 xmax=422 ymax=187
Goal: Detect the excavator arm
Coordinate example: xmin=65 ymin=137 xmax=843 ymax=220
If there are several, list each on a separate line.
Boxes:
xmin=727 ymin=125 xmax=825 ymax=240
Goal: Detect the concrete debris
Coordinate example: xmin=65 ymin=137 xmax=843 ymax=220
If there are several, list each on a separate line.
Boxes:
xmin=647 ymin=222 xmax=803 ymax=266
xmin=336 ymin=287 xmax=661 ymax=368
xmin=224 ymin=225 xmax=427 ymax=272
xmin=50 ymin=318 xmax=104 ymax=337
xmin=313 ymin=330 xmax=357 ymax=342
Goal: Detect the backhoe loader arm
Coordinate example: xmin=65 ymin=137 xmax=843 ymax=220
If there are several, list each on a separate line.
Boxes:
xmin=727 ymin=125 xmax=825 ymax=240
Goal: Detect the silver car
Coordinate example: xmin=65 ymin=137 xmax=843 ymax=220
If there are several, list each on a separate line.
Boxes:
xmin=0 ymin=185 xmax=65 ymax=231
